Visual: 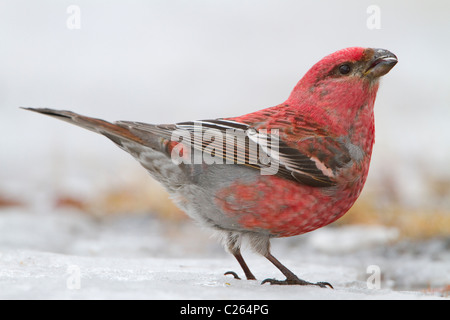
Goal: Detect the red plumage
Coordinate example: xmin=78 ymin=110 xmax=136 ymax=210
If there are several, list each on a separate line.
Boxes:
xmin=220 ymin=47 xmax=384 ymax=238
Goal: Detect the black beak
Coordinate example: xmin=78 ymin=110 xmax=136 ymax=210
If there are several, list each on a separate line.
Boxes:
xmin=365 ymin=48 xmax=398 ymax=78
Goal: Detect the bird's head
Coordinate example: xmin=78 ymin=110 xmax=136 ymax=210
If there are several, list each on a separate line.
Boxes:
xmin=286 ymin=47 xmax=397 ymax=109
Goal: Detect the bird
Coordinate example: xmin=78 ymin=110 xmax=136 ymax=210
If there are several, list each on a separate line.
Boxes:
xmin=23 ymin=47 xmax=397 ymax=288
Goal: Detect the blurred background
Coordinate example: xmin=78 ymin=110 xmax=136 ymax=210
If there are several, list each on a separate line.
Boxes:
xmin=0 ymin=0 xmax=449 ymax=294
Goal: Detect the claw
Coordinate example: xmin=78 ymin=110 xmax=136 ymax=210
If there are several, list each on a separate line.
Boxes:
xmin=261 ymin=278 xmax=333 ymax=289
xmin=224 ymin=271 xmax=241 ymax=280
xmin=316 ymin=281 xmax=334 ymax=289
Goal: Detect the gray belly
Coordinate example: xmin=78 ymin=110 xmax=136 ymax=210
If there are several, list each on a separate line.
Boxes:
xmin=122 ymin=142 xmax=259 ymax=233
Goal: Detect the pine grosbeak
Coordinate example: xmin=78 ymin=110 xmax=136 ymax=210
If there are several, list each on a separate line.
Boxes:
xmin=24 ymin=47 xmax=397 ymax=287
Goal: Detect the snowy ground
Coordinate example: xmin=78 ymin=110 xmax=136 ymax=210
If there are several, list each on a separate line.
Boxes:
xmin=0 ymin=208 xmax=448 ymax=299
xmin=1 ymin=0 xmax=450 ymax=301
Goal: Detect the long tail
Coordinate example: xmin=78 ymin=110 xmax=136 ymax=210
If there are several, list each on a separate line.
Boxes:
xmin=22 ymin=107 xmax=193 ymax=192
xmin=21 ymin=107 xmax=146 ymax=146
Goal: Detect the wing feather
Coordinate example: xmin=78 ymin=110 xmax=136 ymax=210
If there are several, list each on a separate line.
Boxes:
xmin=118 ymin=119 xmax=340 ymax=187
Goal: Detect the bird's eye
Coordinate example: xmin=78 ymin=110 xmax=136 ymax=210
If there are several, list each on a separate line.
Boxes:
xmin=338 ymin=64 xmax=351 ymax=75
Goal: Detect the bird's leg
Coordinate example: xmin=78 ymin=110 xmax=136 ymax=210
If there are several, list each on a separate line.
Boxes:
xmin=224 ymin=233 xmax=256 ymax=280
xmin=261 ymin=252 xmax=333 ymax=288
xmin=224 ymin=249 xmax=257 ymax=280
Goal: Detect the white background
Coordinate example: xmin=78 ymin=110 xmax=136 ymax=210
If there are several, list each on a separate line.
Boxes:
xmin=0 ymin=1 xmax=449 ymax=299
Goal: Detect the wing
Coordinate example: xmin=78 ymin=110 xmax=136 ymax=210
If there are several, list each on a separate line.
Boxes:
xmin=117 ymin=118 xmax=355 ymax=188
xmin=24 ymin=107 xmax=358 ymax=189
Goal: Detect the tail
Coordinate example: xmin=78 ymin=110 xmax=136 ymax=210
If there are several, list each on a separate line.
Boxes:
xmin=22 ymin=107 xmax=193 ymax=191
xmin=21 ymin=107 xmax=146 ymax=146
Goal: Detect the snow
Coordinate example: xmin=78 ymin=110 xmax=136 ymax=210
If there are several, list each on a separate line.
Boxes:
xmin=1 ymin=1 xmax=449 ymax=300
xmin=0 ymin=208 xmax=447 ymax=300
xmin=0 ymin=250 xmax=437 ymax=300
xmin=306 ymin=225 xmax=400 ymax=254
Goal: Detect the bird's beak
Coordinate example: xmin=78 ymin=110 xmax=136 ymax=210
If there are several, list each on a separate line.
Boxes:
xmin=364 ymin=48 xmax=398 ymax=78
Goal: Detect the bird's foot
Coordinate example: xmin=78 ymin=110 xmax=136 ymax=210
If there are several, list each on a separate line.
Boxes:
xmin=261 ymin=277 xmax=333 ymax=288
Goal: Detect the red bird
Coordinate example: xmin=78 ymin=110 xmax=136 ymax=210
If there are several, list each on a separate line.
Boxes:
xmin=23 ymin=47 xmax=397 ymax=288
